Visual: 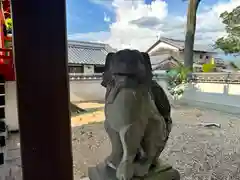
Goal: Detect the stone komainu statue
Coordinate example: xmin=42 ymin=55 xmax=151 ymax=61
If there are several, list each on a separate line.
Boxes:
xmin=141 ymin=52 xmax=173 ymax=137
xmin=89 ymin=49 xmax=179 ymax=180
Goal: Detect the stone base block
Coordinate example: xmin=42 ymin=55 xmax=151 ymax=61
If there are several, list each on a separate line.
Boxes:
xmin=88 ymin=160 xmax=180 ymax=180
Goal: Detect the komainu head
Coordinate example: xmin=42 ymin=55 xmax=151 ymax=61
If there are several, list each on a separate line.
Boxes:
xmin=101 ymin=49 xmax=152 ymax=87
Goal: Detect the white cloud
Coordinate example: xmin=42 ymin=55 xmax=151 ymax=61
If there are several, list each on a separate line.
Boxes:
xmin=89 ymin=0 xmax=114 ymax=11
xmin=69 ymin=0 xmax=240 ymax=51
xmin=68 ymin=31 xmax=110 ymax=42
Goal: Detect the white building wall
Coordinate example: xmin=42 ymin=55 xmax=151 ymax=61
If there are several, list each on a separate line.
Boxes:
xmin=179 ymin=82 xmax=240 ymax=114
xmin=172 ymin=51 xmax=214 ymax=64
xmin=5 ymin=81 xmax=18 ymax=131
xmin=5 ymin=77 xmax=240 ymax=131
xmin=149 ymin=42 xmax=215 ymax=64
xmin=148 ymin=42 xmax=179 ymax=55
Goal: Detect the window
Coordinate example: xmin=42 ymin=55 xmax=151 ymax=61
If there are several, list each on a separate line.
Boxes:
xmin=200 ymin=54 xmax=203 ymax=59
xmin=68 ymin=66 xmax=83 ymax=73
xmin=94 ymin=65 xmax=105 ymax=73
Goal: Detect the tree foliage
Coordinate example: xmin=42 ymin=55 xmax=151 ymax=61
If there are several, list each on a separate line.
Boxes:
xmin=5 ymin=18 xmax=12 ymax=31
xmin=215 ymin=6 xmax=240 ymax=54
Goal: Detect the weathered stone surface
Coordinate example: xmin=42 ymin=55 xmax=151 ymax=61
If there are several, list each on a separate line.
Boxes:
xmin=88 ymin=162 xmax=116 ymax=180
xmin=88 ymin=160 xmax=180 ymax=180
xmin=96 ymin=50 xmax=177 ymax=180
xmin=144 ymin=161 xmax=180 ymax=180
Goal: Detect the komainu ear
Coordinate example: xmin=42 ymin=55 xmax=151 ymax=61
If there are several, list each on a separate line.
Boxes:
xmin=104 ymin=52 xmax=115 ymax=72
xmin=141 ymin=52 xmax=152 ymax=71
xmin=101 ymin=52 xmax=115 ymax=88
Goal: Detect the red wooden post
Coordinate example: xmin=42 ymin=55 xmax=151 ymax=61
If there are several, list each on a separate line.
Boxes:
xmin=11 ymin=0 xmax=74 ymax=180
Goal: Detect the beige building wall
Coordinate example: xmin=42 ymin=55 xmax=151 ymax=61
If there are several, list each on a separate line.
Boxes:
xmin=149 ymin=41 xmax=214 ymax=65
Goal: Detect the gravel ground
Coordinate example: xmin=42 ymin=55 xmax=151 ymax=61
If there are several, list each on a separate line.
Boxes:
xmin=5 ymin=106 xmax=240 ymax=180
xmin=72 ymin=106 xmax=240 ymax=180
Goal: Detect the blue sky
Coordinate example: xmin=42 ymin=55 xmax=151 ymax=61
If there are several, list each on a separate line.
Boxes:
xmin=67 ymin=0 xmax=227 ymax=34
xmin=66 ymin=0 xmax=239 ymax=54
xmin=67 ymin=0 xmax=113 ymax=34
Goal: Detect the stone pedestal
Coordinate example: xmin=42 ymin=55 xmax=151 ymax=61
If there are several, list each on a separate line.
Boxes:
xmin=88 ymin=160 xmax=180 ymax=180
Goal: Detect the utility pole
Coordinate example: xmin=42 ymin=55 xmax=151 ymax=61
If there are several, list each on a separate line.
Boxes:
xmin=184 ymin=0 xmax=201 ymax=70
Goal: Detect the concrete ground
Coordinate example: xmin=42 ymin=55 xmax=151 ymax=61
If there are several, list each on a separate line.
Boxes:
xmin=4 ymin=105 xmax=240 ymax=180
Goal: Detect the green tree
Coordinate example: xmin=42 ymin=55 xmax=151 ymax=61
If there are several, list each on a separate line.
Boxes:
xmin=215 ymin=6 xmax=240 ymax=54
xmin=183 ymin=0 xmax=201 ymax=70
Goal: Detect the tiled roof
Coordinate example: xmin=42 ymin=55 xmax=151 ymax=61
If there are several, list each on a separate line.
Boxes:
xmin=146 ymin=37 xmax=217 ymax=53
xmin=150 ymin=55 xmax=182 ymax=70
xmin=150 ymin=54 xmax=171 ymax=65
xmin=68 ymin=40 xmax=116 ymax=65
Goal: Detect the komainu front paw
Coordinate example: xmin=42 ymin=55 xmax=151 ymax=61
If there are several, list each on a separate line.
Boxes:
xmin=116 ymin=161 xmax=134 ymax=180
xmin=134 ymin=162 xmax=150 ymax=177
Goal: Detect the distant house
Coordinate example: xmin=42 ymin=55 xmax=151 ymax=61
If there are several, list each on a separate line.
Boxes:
xmin=146 ymin=37 xmax=221 ymax=65
xmin=147 ymin=37 xmax=232 ymax=72
xmin=150 ymin=54 xmax=205 ymax=72
xmin=68 ymin=40 xmax=116 ymax=74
